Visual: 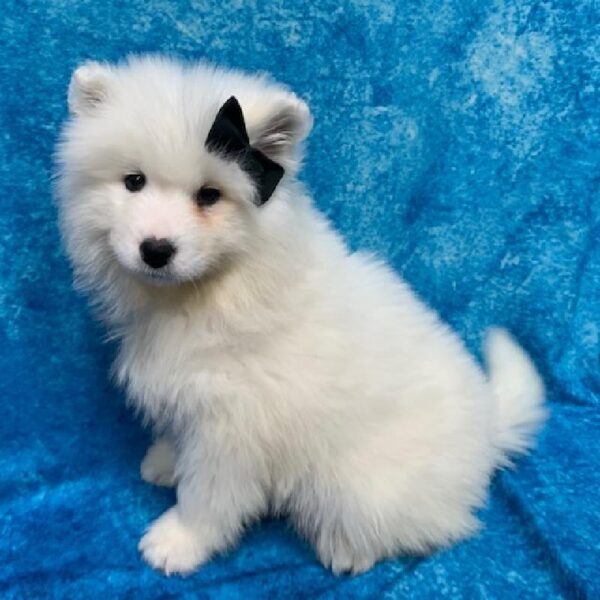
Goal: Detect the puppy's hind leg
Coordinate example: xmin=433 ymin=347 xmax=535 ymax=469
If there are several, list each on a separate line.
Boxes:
xmin=293 ymin=477 xmax=383 ymax=575
xmin=303 ymin=459 xmax=483 ymax=575
xmin=315 ymin=522 xmax=380 ymax=575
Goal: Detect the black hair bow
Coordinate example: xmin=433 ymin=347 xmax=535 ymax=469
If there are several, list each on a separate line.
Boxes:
xmin=205 ymin=96 xmax=284 ymax=205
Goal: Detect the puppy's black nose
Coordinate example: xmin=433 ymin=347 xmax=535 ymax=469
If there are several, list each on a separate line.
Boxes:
xmin=140 ymin=237 xmax=176 ymax=269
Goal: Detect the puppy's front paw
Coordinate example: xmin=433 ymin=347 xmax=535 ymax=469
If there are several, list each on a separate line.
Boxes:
xmin=139 ymin=507 xmax=207 ymax=575
xmin=141 ymin=438 xmax=177 ymax=487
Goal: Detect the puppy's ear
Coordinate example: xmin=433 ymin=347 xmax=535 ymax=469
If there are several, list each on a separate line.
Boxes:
xmin=68 ymin=61 xmax=112 ymax=115
xmin=250 ymin=93 xmax=313 ymax=166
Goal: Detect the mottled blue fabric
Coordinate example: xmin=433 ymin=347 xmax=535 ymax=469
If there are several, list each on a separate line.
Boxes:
xmin=1 ymin=1 xmax=598 ymax=598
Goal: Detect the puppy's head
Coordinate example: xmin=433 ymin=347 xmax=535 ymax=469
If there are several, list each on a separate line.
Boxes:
xmin=57 ymin=56 xmax=311 ymax=293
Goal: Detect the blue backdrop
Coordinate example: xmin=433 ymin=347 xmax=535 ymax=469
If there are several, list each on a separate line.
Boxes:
xmin=1 ymin=1 xmax=598 ymax=598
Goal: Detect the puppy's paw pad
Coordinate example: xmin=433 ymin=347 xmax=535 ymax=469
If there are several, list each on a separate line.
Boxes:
xmin=139 ymin=508 xmax=205 ymax=575
xmin=140 ymin=439 xmax=176 ymax=487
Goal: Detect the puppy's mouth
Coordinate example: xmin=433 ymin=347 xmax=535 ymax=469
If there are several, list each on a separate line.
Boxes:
xmin=108 ymin=238 xmax=213 ymax=289
xmin=136 ymin=267 xmax=180 ymax=287
xmin=108 ymin=236 xmax=200 ymax=288
xmin=132 ymin=260 xmax=211 ymax=288
xmin=113 ymin=253 xmax=182 ymax=287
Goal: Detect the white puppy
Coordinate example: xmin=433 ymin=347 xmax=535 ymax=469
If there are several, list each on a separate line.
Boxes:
xmin=56 ymin=55 xmax=546 ymax=576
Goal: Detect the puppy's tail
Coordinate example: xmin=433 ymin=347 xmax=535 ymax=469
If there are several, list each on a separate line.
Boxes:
xmin=484 ymin=327 xmax=547 ymax=465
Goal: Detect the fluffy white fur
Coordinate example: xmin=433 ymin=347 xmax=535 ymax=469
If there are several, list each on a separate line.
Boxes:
xmin=56 ymin=55 xmax=547 ymax=576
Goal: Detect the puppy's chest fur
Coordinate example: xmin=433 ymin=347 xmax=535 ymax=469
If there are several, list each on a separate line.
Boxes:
xmin=114 ymin=306 xmax=305 ymax=439
xmin=117 ymin=311 xmax=241 ymax=417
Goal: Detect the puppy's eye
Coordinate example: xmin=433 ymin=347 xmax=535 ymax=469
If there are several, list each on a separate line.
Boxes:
xmin=195 ymin=186 xmax=221 ymax=207
xmin=124 ymin=172 xmax=146 ymax=192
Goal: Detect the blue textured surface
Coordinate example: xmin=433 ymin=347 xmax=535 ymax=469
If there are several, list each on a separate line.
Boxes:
xmin=1 ymin=1 xmax=599 ymax=598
